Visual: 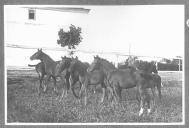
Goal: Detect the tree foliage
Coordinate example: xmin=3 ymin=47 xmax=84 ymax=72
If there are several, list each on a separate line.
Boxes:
xmin=57 ymin=24 xmax=82 ymax=49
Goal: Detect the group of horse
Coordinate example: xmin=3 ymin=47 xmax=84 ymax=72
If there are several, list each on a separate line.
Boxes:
xmin=28 ymin=49 xmax=162 ymax=116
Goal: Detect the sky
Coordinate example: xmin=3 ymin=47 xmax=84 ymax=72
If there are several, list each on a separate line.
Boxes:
xmin=4 ymin=5 xmax=184 ymax=66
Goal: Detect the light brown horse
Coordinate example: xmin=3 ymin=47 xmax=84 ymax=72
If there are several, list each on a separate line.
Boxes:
xmin=118 ymin=59 xmax=162 ymax=100
xmin=67 ymin=57 xmax=113 ymax=105
xmin=28 ymin=61 xmax=46 ymax=91
xmin=55 ymin=56 xmax=79 ymax=99
xmin=30 ymin=49 xmax=60 ymax=95
xmin=86 ymin=56 xmax=116 ymax=103
xmin=88 ymin=56 xmax=159 ymax=116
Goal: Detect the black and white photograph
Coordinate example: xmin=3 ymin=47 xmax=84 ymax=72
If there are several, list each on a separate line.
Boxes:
xmin=4 ymin=4 xmax=185 ymax=125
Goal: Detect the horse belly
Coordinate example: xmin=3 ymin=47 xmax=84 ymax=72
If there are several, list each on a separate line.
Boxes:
xmin=88 ymin=72 xmax=103 ymax=84
xmin=145 ymin=80 xmax=155 ymax=88
xmin=116 ymin=73 xmax=136 ymax=89
xmin=121 ymin=78 xmax=136 ymax=89
xmin=89 ymin=75 xmax=103 ymax=85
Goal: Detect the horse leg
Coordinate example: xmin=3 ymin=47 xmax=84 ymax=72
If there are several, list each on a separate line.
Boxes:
xmin=155 ymin=75 xmax=162 ymax=101
xmin=69 ymin=76 xmax=80 ymax=98
xmin=157 ymin=79 xmax=162 ymax=101
xmin=84 ymin=83 xmax=88 ymax=106
xmin=114 ymin=84 xmax=122 ymax=104
xmin=64 ymin=74 xmax=70 ymax=98
xmin=41 ymin=74 xmax=47 ymax=92
xmin=100 ymin=82 xmax=106 ymax=103
xmin=93 ymin=86 xmax=96 ymax=94
xmin=44 ymin=74 xmax=51 ymax=93
xmin=136 ymin=87 xmax=141 ymax=105
xmin=150 ymin=86 xmax=156 ymax=112
xmin=157 ymin=85 xmax=162 ymax=101
xmin=64 ymin=79 xmax=70 ymax=99
xmin=52 ymin=76 xmax=58 ymax=95
xmin=138 ymin=87 xmax=145 ymax=116
xmin=38 ymin=74 xmax=42 ymax=96
xmin=58 ymin=76 xmax=66 ymax=101
xmin=147 ymin=88 xmax=153 ymax=115
xmin=37 ymin=71 xmax=44 ymax=95
xmin=107 ymin=86 xmax=114 ymax=102
xmin=78 ymin=81 xmax=86 ymax=105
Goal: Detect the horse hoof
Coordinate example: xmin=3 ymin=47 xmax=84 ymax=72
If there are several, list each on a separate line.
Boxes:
xmin=43 ymin=85 xmax=47 ymax=92
xmin=84 ymin=101 xmax=88 ymax=106
xmin=56 ymin=96 xmax=60 ymax=100
xmin=139 ymin=112 xmax=144 ymax=117
xmin=139 ymin=108 xmax=144 ymax=117
xmin=147 ymin=109 xmax=152 ymax=115
xmin=100 ymin=99 xmax=104 ymax=103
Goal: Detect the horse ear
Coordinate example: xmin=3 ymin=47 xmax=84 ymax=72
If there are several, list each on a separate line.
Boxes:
xmin=94 ymin=55 xmax=98 ymax=58
xmin=61 ymin=56 xmax=64 ymax=59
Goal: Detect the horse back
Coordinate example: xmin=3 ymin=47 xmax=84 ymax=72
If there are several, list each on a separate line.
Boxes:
xmin=108 ymin=69 xmax=136 ymax=88
xmin=43 ymin=61 xmax=60 ymax=76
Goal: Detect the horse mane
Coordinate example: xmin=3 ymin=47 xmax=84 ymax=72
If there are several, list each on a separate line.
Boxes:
xmin=41 ymin=50 xmax=55 ymax=62
xmin=136 ymin=60 xmax=156 ymax=73
xmin=95 ymin=56 xmax=116 ymax=69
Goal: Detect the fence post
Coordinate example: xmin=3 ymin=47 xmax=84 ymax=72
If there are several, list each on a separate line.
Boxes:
xmin=115 ymin=54 xmax=119 ymax=68
xmin=156 ymin=61 xmax=158 ymax=71
xmin=179 ymin=59 xmax=181 ymax=71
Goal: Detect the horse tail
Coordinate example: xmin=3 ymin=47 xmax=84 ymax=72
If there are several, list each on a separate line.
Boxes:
xmin=28 ymin=64 xmax=37 ymax=67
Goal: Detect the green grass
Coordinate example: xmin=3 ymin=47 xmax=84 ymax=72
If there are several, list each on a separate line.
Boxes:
xmin=7 ymin=70 xmax=183 ymax=123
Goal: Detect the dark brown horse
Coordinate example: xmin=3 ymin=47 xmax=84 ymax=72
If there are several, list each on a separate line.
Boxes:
xmin=30 ymin=49 xmax=60 ymax=95
xmin=88 ymin=57 xmax=159 ymax=116
xmin=67 ymin=57 xmax=112 ymax=105
xmin=28 ymin=61 xmax=46 ymax=91
xmin=55 ymin=56 xmax=80 ymax=99
xmin=118 ymin=60 xmax=162 ymax=100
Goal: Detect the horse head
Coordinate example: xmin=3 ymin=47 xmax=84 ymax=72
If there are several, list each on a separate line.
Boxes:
xmin=30 ymin=48 xmax=43 ymax=61
xmin=87 ymin=55 xmax=101 ymax=72
xmin=137 ymin=60 xmax=158 ymax=74
xmin=149 ymin=61 xmax=158 ymax=74
xmin=55 ymin=56 xmax=68 ymax=76
xmin=68 ymin=57 xmax=78 ymax=73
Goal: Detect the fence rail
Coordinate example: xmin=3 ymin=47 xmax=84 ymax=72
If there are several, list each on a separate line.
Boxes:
xmin=6 ymin=43 xmax=183 ymax=71
xmin=6 ymin=43 xmax=183 ymax=60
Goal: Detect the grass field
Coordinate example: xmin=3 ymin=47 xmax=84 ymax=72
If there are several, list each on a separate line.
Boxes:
xmin=6 ymin=68 xmax=183 ymax=123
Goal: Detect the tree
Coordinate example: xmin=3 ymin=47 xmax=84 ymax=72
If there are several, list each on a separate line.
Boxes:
xmin=160 ymin=58 xmax=172 ymax=64
xmin=57 ymin=24 xmax=82 ymax=56
xmin=125 ymin=56 xmax=138 ymax=66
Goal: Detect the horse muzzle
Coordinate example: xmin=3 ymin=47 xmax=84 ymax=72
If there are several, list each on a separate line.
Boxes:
xmin=30 ymin=56 xmax=35 ymax=61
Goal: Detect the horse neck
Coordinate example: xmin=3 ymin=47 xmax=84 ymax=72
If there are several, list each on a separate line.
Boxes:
xmin=79 ymin=61 xmax=88 ymax=71
xmin=67 ymin=58 xmax=72 ymax=68
xmin=41 ymin=53 xmax=56 ymax=65
xmin=73 ymin=61 xmax=87 ymax=75
xmin=99 ymin=60 xmax=115 ymax=75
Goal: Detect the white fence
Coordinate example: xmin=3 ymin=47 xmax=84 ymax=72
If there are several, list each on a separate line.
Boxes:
xmin=6 ymin=43 xmax=183 ymax=70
